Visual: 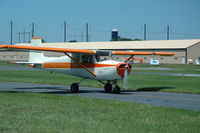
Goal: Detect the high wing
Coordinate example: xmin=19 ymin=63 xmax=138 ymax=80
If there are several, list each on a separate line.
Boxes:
xmin=0 ymin=45 xmax=96 ymax=54
xmin=0 ymin=45 xmax=175 ymax=56
xmin=0 ymin=37 xmax=175 ymax=56
xmin=0 ymin=45 xmax=7 ymax=48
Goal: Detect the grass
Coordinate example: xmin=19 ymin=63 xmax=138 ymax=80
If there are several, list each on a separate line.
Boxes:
xmin=133 ymin=64 xmax=200 ymax=69
xmin=133 ymin=69 xmax=200 ymax=74
xmin=0 ymin=91 xmax=200 ymax=133
xmin=133 ymin=64 xmax=200 ymax=74
xmin=0 ymin=63 xmax=200 ymax=132
xmin=0 ymin=70 xmax=200 ymax=94
xmin=126 ymin=74 xmax=200 ymax=94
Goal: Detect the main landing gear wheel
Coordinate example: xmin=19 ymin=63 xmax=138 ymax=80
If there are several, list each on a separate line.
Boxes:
xmin=104 ymin=83 xmax=112 ymax=93
xmin=70 ymin=83 xmax=79 ymax=93
xmin=113 ymin=85 xmax=121 ymax=94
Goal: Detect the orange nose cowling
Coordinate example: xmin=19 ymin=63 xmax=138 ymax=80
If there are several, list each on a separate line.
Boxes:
xmin=116 ymin=63 xmax=132 ymax=77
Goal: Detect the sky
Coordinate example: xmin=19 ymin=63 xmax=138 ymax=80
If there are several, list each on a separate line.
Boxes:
xmin=0 ymin=0 xmax=200 ymax=44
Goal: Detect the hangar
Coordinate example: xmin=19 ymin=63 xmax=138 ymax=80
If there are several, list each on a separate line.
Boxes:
xmin=1 ymin=39 xmax=200 ymax=64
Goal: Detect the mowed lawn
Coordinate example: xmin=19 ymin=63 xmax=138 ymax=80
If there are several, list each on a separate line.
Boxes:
xmin=0 ymin=63 xmax=200 ymax=132
xmin=0 ymin=91 xmax=200 ymax=133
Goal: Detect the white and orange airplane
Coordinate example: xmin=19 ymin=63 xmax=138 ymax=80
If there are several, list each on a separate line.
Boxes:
xmin=0 ymin=37 xmax=175 ymax=94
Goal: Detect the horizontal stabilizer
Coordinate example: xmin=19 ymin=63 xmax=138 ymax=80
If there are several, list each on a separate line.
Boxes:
xmin=8 ymin=61 xmax=42 ymax=68
xmin=8 ymin=61 xmax=42 ymax=65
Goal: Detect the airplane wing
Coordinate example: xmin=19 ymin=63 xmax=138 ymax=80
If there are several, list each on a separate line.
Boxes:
xmin=0 ymin=45 xmax=96 ymax=54
xmin=0 ymin=45 xmax=175 ymax=56
xmin=0 ymin=45 xmax=8 ymax=48
xmin=0 ymin=37 xmax=175 ymax=56
xmin=111 ymin=51 xmax=175 ymax=56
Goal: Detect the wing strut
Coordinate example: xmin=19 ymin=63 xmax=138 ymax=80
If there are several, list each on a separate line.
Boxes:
xmin=127 ymin=55 xmax=134 ymax=61
xmin=64 ymin=53 xmax=96 ymax=77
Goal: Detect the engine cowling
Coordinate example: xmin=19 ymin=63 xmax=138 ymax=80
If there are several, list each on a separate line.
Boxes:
xmin=116 ymin=63 xmax=132 ymax=77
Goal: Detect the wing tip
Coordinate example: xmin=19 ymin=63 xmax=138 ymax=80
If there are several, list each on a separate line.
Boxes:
xmin=32 ymin=37 xmax=42 ymax=40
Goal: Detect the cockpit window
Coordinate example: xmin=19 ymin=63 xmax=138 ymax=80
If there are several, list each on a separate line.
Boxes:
xmin=71 ymin=54 xmax=100 ymax=63
xmin=95 ymin=54 xmax=100 ymax=62
xmin=71 ymin=54 xmax=80 ymax=62
xmin=82 ymin=55 xmax=94 ymax=63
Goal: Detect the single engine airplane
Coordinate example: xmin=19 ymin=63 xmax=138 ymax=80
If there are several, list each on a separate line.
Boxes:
xmin=0 ymin=37 xmax=175 ymax=93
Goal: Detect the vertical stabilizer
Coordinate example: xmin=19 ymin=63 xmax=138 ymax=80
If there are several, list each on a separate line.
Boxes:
xmin=29 ymin=37 xmax=48 ymax=62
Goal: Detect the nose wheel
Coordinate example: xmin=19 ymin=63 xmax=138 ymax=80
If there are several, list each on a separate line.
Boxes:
xmin=103 ymin=81 xmax=121 ymax=94
xmin=104 ymin=83 xmax=112 ymax=93
xmin=70 ymin=83 xmax=79 ymax=93
xmin=113 ymin=85 xmax=120 ymax=94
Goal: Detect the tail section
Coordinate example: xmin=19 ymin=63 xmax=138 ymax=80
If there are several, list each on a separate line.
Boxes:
xmin=29 ymin=37 xmax=48 ymax=63
xmin=8 ymin=37 xmax=60 ymax=66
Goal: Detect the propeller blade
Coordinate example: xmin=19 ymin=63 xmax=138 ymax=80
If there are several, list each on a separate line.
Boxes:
xmin=123 ymin=65 xmax=129 ymax=89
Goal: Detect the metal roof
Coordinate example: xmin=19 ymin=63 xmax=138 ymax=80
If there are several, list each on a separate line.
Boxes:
xmin=17 ymin=39 xmax=200 ymax=50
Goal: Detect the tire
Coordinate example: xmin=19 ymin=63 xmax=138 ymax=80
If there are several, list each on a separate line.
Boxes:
xmin=71 ymin=83 xmax=79 ymax=93
xmin=104 ymin=83 xmax=112 ymax=93
xmin=114 ymin=85 xmax=120 ymax=94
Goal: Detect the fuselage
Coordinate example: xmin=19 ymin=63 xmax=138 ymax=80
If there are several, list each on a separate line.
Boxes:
xmin=33 ymin=55 xmax=131 ymax=81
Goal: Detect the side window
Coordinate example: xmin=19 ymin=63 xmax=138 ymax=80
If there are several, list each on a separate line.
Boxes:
xmin=71 ymin=54 xmax=80 ymax=62
xmin=95 ymin=54 xmax=100 ymax=62
xmin=82 ymin=55 xmax=94 ymax=63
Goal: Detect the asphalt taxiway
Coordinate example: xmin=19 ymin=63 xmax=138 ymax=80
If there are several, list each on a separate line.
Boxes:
xmin=0 ymin=81 xmax=200 ymax=112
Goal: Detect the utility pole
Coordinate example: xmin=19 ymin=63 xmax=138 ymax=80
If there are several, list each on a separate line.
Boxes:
xmin=21 ymin=28 xmax=31 ymax=43
xmin=10 ymin=20 xmax=13 ymax=45
xmin=167 ymin=25 xmax=170 ymax=40
xmin=64 ymin=21 xmax=67 ymax=42
xmin=28 ymin=32 xmax=31 ymax=42
xmin=81 ymin=31 xmax=83 ymax=42
xmin=144 ymin=24 xmax=147 ymax=40
xmin=86 ymin=23 xmax=89 ymax=42
xmin=32 ymin=22 xmax=35 ymax=38
xmin=16 ymin=32 xmax=22 ymax=43
xmin=23 ymin=28 xmax=26 ymax=43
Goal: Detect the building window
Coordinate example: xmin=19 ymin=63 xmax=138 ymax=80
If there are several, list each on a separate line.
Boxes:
xmin=175 ymin=57 xmax=178 ymax=60
xmin=160 ymin=57 xmax=163 ymax=60
xmin=144 ymin=57 xmax=147 ymax=60
xmin=116 ymin=57 xmax=119 ymax=60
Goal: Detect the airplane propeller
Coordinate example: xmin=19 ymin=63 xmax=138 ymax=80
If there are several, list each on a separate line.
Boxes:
xmin=122 ymin=56 xmax=133 ymax=89
xmin=123 ymin=63 xmax=129 ymax=89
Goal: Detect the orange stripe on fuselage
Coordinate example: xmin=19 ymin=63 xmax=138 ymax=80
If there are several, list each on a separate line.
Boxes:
xmin=42 ymin=62 xmax=116 ymax=69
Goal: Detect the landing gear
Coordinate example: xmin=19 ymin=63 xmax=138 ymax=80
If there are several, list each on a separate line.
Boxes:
xmin=70 ymin=79 xmax=121 ymax=94
xmin=113 ymin=85 xmax=120 ymax=94
xmin=104 ymin=83 xmax=112 ymax=93
xmin=70 ymin=78 xmax=86 ymax=93
xmin=113 ymin=80 xmax=121 ymax=94
xmin=70 ymin=83 xmax=79 ymax=93
xmin=102 ymin=80 xmax=121 ymax=94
